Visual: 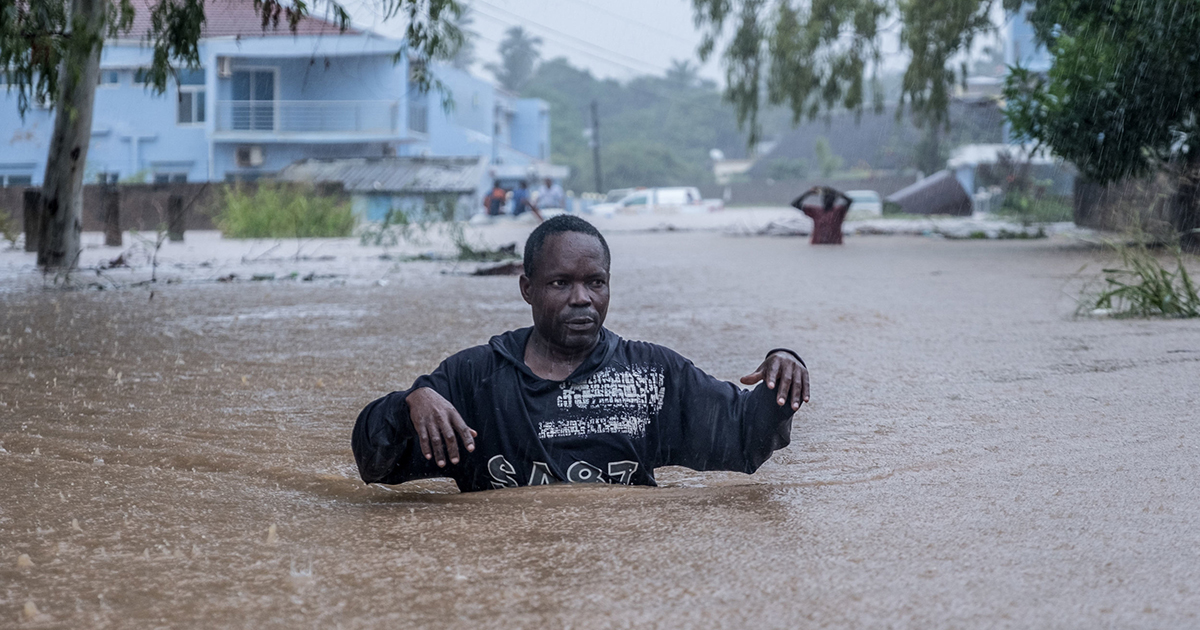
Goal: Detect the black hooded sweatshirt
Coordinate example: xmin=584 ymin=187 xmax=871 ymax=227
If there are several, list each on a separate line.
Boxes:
xmin=352 ymin=327 xmax=798 ymax=492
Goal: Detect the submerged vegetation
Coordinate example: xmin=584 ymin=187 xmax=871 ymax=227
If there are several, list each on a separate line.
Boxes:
xmin=0 ymin=209 xmax=17 ymax=247
xmin=359 ymin=199 xmax=518 ymax=263
xmin=214 ymin=183 xmax=356 ymax=239
xmin=1084 ymin=243 xmax=1199 ymax=318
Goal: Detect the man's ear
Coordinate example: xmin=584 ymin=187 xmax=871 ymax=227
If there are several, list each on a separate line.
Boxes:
xmin=519 ymin=274 xmax=533 ymax=305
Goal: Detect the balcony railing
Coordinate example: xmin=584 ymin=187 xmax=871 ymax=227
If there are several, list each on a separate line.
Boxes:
xmin=215 ymin=100 xmax=401 ymax=136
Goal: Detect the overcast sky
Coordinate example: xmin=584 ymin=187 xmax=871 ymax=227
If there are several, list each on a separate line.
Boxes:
xmin=352 ymin=0 xmax=726 ymax=84
xmin=349 ymin=0 xmax=1008 ymax=87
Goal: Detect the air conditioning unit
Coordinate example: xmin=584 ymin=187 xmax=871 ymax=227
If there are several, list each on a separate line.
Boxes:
xmin=236 ymin=145 xmax=264 ymax=167
xmin=218 ymin=57 xmax=233 ymax=78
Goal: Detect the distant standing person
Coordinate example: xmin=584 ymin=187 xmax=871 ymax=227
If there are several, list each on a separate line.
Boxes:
xmin=537 ymin=178 xmax=565 ymax=210
xmin=483 ymin=180 xmax=508 ymax=217
xmin=512 ymin=180 xmax=544 ymax=222
xmin=792 ymin=186 xmax=852 ymax=245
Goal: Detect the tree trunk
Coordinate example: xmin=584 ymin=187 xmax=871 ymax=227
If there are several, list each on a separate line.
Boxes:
xmin=37 ymin=0 xmax=104 ymax=270
xmin=1172 ymin=151 xmax=1200 ymax=253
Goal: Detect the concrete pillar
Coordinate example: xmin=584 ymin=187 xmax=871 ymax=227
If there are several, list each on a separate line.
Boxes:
xmin=22 ymin=190 xmax=40 ymax=252
xmin=102 ymin=185 xmax=121 ymax=247
xmin=167 ymin=195 xmax=185 ymax=242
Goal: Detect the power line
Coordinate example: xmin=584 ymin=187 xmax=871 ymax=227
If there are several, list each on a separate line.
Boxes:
xmin=472 ymin=0 xmax=671 ymax=75
xmin=556 ymin=0 xmax=697 ymax=46
xmin=466 ymin=8 xmax=745 ymax=119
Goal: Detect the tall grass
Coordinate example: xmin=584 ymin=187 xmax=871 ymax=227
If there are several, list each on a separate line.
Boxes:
xmin=1085 ymin=243 xmax=1199 ymax=318
xmin=215 ymin=182 xmax=355 ymax=239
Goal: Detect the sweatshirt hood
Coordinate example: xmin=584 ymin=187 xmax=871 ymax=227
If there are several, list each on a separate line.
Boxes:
xmin=489 ymin=327 xmax=621 ymax=386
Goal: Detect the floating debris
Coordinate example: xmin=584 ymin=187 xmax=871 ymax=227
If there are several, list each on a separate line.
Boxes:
xmin=266 ymin=524 xmax=278 ymax=545
xmin=71 ymin=518 xmax=83 ymax=532
xmin=472 ymin=261 xmax=524 ymax=276
xmin=23 ymin=601 xmax=40 ymax=621
xmin=17 ymin=553 xmax=33 ymax=568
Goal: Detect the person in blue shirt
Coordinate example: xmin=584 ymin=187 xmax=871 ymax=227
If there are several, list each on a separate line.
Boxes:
xmin=511 ymin=180 xmax=544 ymax=222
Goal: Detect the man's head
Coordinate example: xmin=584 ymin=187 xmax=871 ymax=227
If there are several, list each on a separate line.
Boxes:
xmin=520 ymin=216 xmax=611 ymax=352
xmin=493 ymin=179 xmax=501 ymax=189
xmin=543 ymin=177 xmax=553 ymax=188
xmin=518 ymin=180 xmax=528 ymax=189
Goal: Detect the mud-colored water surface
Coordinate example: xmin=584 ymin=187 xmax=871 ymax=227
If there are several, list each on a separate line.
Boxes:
xmin=3 ymin=232 xmax=1200 ymax=628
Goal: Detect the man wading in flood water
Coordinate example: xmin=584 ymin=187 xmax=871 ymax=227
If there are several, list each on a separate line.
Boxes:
xmin=352 ymin=216 xmax=809 ymax=491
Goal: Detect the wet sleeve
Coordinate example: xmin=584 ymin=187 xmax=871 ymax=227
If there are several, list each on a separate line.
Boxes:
xmin=350 ymin=360 xmax=460 ymax=485
xmin=653 ymin=351 xmax=795 ymax=474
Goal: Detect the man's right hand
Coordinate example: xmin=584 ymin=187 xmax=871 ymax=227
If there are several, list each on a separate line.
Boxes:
xmin=406 ymin=387 xmax=476 ymax=467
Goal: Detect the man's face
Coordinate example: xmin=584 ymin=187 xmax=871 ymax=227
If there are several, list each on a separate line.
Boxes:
xmin=520 ymin=231 xmax=610 ymax=352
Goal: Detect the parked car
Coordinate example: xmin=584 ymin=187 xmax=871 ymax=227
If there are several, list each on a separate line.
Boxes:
xmin=845 ymin=189 xmax=883 ymax=216
xmin=604 ymin=188 xmax=636 ymax=203
xmin=589 ymin=187 xmax=723 ymax=216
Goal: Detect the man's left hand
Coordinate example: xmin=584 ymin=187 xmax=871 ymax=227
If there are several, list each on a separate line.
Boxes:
xmin=740 ymin=352 xmax=809 ymax=411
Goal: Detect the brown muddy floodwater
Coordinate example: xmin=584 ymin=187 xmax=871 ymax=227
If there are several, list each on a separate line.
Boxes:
xmin=2 ymin=232 xmax=1200 ymax=628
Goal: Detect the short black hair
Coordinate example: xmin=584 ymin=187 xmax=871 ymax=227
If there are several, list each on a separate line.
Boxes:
xmin=523 ymin=215 xmax=611 ymax=278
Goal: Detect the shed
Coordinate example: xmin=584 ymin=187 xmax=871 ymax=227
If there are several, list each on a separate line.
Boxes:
xmin=278 ymin=156 xmax=489 ymax=221
xmin=885 ymin=170 xmax=972 ymax=216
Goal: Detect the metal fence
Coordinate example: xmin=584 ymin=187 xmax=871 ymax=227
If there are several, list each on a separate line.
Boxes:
xmin=215 ymin=100 xmax=399 ymax=135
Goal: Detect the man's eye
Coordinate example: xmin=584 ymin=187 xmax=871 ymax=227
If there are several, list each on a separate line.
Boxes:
xmin=550 ymin=280 xmax=567 ymax=287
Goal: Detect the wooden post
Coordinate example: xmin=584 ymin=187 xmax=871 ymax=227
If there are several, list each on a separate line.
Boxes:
xmin=23 ymin=190 xmax=40 ymax=252
xmin=103 ymin=185 xmax=121 ymax=247
xmin=167 ymin=194 xmax=185 ymax=242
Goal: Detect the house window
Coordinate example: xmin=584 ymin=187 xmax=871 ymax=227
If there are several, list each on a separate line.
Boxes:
xmin=133 ymin=68 xmax=151 ymax=85
xmin=153 ymin=172 xmax=188 ymax=184
xmin=230 ymin=69 xmax=276 ymax=131
xmin=98 ymin=70 xmax=120 ymax=86
xmin=1 ymin=174 xmax=33 ymax=187
xmin=96 ymin=172 xmax=119 ymax=184
xmin=177 ymin=69 xmax=204 ymax=85
xmin=177 ymin=88 xmax=205 ymax=124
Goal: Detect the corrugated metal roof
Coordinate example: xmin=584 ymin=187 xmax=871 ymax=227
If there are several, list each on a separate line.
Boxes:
xmin=885 ymin=170 xmax=972 ymax=216
xmin=277 ymin=156 xmax=487 ymax=194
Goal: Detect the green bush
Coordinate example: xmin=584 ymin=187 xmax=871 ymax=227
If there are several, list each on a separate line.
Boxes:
xmin=766 ymin=158 xmax=809 ymax=181
xmin=996 ymin=192 xmax=1074 ymax=224
xmin=215 ymin=182 xmax=355 ymax=238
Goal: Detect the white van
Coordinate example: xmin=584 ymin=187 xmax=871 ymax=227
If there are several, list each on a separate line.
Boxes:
xmin=845 ymin=190 xmax=883 ymax=216
xmin=590 ymin=187 xmax=722 ymax=216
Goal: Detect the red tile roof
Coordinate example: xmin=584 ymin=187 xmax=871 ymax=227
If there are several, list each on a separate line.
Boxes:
xmin=122 ymin=0 xmax=361 ymax=40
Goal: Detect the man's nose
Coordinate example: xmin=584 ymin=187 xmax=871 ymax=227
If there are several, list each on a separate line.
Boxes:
xmin=568 ymin=282 xmax=591 ymax=305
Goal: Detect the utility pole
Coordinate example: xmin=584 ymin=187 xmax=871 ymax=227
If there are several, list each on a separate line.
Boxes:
xmin=590 ymin=99 xmax=603 ymax=193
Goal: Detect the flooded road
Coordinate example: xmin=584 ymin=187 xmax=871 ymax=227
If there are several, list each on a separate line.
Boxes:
xmin=3 ymin=232 xmax=1200 ymax=628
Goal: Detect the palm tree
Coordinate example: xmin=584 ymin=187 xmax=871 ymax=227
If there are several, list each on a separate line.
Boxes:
xmin=486 ymin=26 xmax=543 ymax=93
xmin=666 ymin=59 xmax=699 ymax=87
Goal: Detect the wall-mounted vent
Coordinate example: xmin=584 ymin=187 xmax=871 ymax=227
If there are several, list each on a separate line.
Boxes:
xmin=218 ymin=57 xmax=233 ymax=78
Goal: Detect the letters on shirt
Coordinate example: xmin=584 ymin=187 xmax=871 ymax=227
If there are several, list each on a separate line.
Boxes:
xmin=487 ymin=454 xmax=639 ymax=488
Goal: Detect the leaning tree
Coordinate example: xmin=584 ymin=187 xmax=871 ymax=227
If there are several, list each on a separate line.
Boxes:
xmin=689 ymin=0 xmax=1022 ymax=173
xmin=0 ymin=0 xmax=463 ymax=270
xmin=1003 ymin=0 xmax=1200 ymax=251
